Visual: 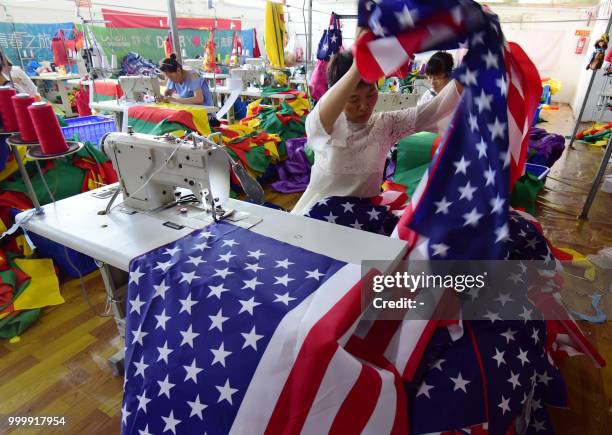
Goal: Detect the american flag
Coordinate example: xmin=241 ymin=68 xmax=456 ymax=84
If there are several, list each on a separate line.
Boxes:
xmin=316 ymin=13 xmax=343 ymax=62
xmin=304 ymin=191 xmax=408 ymax=236
xmin=122 ymin=221 xmax=407 ymax=434
xmin=353 ymin=1 xmax=542 ymax=258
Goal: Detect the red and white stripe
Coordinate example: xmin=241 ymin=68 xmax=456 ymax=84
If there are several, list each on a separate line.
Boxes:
xmin=230 ymin=265 xmax=411 ymax=434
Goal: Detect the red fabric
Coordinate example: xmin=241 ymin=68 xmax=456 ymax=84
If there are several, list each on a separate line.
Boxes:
xmin=101 ymin=8 xmax=241 ymax=30
xmin=94 ymin=81 xmax=124 ymax=99
xmin=164 ymin=32 xmax=173 ymax=58
xmin=128 ymin=106 xmax=198 ymax=132
xmin=51 ymin=30 xmax=76 ymax=67
xmin=253 ymin=29 xmax=261 ymax=58
xmin=75 ymin=87 xmax=92 ymax=116
xmin=506 ymin=42 xmax=542 ymax=191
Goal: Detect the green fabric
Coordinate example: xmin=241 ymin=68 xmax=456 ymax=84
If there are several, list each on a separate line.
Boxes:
xmin=392 ymin=132 xmax=437 ymax=197
xmin=1 ymin=159 xmax=85 ymax=206
xmin=397 ymin=132 xmax=437 ymax=170
xmin=583 ymin=129 xmax=610 ymax=143
xmin=261 ymin=86 xmax=291 ymax=97
xmin=305 ymin=146 xmax=315 ymax=165
xmin=394 ymin=163 xmax=430 ymax=198
xmin=0 ymin=309 xmax=41 ymax=339
xmin=56 ymin=115 xmax=68 ymax=127
xmin=260 ymin=114 xmax=284 ymax=134
xmin=226 ymin=147 xmax=271 ymax=175
xmin=128 ymin=118 xmax=191 ymax=136
xmin=511 ymin=172 xmax=544 ymax=216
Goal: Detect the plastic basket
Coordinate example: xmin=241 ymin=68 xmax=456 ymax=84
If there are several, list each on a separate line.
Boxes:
xmin=531 ymin=104 xmax=543 ymax=127
xmin=525 ymin=163 xmax=551 ymax=181
xmin=61 ymin=115 xmax=116 ymax=148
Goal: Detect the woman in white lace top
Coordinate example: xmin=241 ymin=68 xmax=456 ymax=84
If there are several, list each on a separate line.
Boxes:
xmin=292 ymin=49 xmax=462 ymax=215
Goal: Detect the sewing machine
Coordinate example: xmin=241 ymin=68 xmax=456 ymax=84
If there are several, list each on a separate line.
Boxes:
xmin=102 ymin=131 xmax=264 ymax=221
xmin=18 ymin=130 xmax=408 ymax=376
xmin=118 ymin=75 xmax=161 ymax=103
xmin=229 ymin=67 xmax=265 ymax=89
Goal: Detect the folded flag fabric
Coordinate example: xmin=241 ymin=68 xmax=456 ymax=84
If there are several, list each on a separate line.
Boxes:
xmin=91 ymin=79 xmax=123 ymax=102
xmin=305 ymin=191 xmax=408 ymax=236
xmin=122 ymin=221 xmax=409 ymax=434
xmin=128 ymin=103 xmax=211 ymax=137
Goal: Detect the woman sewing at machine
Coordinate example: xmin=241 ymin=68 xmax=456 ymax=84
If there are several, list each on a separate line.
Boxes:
xmin=159 ymin=54 xmax=213 ymax=106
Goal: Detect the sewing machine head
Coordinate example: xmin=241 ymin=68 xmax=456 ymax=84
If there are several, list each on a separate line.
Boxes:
xmin=103 ymin=132 xmax=231 ymax=216
xmin=230 ymin=67 xmax=265 ymax=89
xmin=119 ymin=75 xmax=161 ymax=103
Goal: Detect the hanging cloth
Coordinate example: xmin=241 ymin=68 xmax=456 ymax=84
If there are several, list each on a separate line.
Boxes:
xmin=264 ymin=1 xmax=286 ymax=68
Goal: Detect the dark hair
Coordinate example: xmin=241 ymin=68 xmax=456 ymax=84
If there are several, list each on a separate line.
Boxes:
xmin=425 ymin=51 xmax=454 ymax=77
xmin=326 ymin=51 xmax=372 ymax=88
xmin=0 ymin=49 xmax=12 ymax=68
xmin=160 ymin=53 xmax=182 ymax=73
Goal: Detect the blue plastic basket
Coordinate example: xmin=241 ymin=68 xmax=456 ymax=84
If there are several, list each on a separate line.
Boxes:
xmin=525 ymin=163 xmax=551 ymax=181
xmin=531 ymin=104 xmax=543 ymax=127
xmin=61 ymin=115 xmax=116 ymax=148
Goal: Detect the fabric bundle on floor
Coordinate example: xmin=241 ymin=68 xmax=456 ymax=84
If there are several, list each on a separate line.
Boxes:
xmin=528 ymin=127 xmax=566 ymax=168
xmin=271 ymin=137 xmax=311 ymax=193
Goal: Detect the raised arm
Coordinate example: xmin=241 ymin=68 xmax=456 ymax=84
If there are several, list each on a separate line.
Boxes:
xmin=415 ymin=80 xmax=463 ymax=133
xmin=317 ymin=61 xmax=362 ymax=134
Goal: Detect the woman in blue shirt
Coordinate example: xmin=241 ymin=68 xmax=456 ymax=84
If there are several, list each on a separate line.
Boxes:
xmin=159 ymin=54 xmax=213 ymax=106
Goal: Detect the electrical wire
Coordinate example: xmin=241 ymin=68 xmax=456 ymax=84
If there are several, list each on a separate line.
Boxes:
xmin=35 ymin=156 xmax=112 ymax=318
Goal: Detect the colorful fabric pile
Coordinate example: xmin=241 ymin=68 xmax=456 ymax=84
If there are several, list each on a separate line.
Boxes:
xmin=0 ymin=141 xmax=117 ymax=338
xmin=216 ymin=93 xmax=311 ymax=183
xmin=271 ymin=137 xmax=311 ymax=193
xmin=0 ymin=252 xmax=63 ymax=339
xmin=576 ymin=122 xmax=612 ymax=147
xmin=216 ymin=123 xmax=282 ymax=179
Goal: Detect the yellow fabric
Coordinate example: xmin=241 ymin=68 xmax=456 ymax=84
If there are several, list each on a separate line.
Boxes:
xmin=286 ymin=93 xmax=311 ymax=117
xmin=264 ymin=1 xmax=286 ymax=68
xmin=13 ymin=258 xmax=64 ymax=310
xmin=0 ymin=147 xmax=27 ymax=183
xmin=153 ymin=103 xmax=212 ymax=136
xmin=0 ymin=218 xmax=6 ymax=234
xmin=263 ymin=141 xmax=280 ymax=161
xmin=15 ymin=235 xmax=35 ymax=258
xmin=247 ymin=99 xmax=263 ymax=118
xmin=558 ymin=247 xmax=596 ymax=281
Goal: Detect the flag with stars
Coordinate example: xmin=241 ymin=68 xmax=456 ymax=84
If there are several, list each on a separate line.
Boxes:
xmin=354 ymin=1 xmax=541 ymax=259
xmin=316 ymin=13 xmax=342 ymax=62
xmin=304 ymin=191 xmax=408 ymax=236
xmin=121 ymin=221 xmax=408 ymax=435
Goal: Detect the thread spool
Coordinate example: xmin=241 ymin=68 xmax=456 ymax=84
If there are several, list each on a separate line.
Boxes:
xmin=0 ymin=86 xmax=19 ymax=132
xmin=28 ymin=102 xmax=69 ymax=155
xmin=11 ymin=93 xmax=37 ymax=142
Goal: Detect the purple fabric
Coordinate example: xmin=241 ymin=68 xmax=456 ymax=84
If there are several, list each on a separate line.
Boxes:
xmin=271 ymin=137 xmax=312 ymax=193
xmin=527 ymin=127 xmax=566 ymax=168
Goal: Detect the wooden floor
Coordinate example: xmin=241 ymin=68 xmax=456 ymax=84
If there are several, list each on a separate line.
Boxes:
xmin=1 ymin=105 xmax=611 ymax=434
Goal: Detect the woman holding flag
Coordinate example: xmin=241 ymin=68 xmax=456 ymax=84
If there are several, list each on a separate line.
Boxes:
xmin=292 ymin=31 xmax=462 ymax=215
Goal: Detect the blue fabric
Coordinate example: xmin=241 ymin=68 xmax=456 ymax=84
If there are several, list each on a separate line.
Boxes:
xmin=167 ymin=72 xmax=213 ymax=106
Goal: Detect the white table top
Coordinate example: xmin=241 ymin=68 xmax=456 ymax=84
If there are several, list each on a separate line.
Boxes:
xmin=90 ymin=99 xmax=219 ymax=114
xmin=19 ymin=184 xmax=408 ymax=271
xmin=31 ymin=74 xmax=81 ymax=81
xmin=213 ymin=85 xmax=295 ymax=100
xmin=202 ymin=73 xmax=229 ymax=80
